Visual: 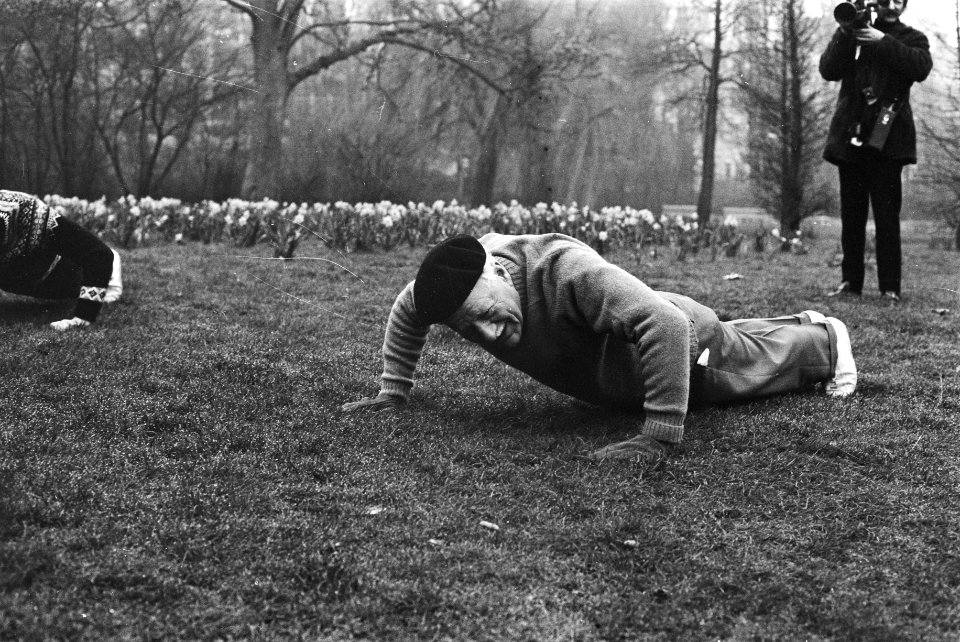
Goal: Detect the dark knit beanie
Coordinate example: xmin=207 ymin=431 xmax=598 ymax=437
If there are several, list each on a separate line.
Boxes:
xmin=413 ymin=235 xmax=486 ymax=324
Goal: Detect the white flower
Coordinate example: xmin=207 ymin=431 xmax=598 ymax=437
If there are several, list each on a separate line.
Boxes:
xmin=381 ymin=215 xmax=394 ymax=228
xmin=598 ymin=231 xmax=609 ymax=242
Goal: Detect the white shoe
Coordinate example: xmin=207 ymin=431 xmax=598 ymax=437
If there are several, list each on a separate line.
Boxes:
xmin=824 ymin=317 xmax=856 ymax=397
xmin=104 ymin=249 xmax=122 ymax=303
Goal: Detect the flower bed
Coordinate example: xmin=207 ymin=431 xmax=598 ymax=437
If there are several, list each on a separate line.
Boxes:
xmin=44 ymin=195 xmax=802 ymax=258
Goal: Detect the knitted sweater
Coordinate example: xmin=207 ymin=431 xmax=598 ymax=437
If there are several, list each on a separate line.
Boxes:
xmin=378 ymin=233 xmax=700 ymax=443
xmin=0 ymin=189 xmax=112 ymax=322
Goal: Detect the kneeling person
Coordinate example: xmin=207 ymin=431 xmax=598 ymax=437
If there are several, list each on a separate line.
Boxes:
xmin=1 ymin=189 xmax=122 ymax=330
xmin=342 ymin=233 xmax=856 ymax=461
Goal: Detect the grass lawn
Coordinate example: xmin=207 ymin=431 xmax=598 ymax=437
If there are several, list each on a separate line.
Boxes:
xmin=2 ymin=221 xmax=959 ymax=640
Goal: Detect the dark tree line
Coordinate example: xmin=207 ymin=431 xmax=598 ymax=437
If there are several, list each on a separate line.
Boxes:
xmin=1 ymin=0 xmax=957 ymax=231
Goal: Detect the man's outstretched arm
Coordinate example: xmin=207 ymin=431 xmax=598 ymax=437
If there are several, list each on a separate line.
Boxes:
xmin=341 ymin=281 xmax=430 ymax=413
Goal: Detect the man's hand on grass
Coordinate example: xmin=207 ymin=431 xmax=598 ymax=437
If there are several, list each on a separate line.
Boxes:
xmin=588 ymin=434 xmax=670 ymax=464
xmin=341 ymin=392 xmax=404 ymax=413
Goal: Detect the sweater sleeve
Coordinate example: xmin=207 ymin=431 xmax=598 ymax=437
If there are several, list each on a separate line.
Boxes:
xmin=819 ymin=28 xmax=857 ymax=81
xmin=553 ymin=248 xmax=692 ymax=442
xmin=379 ymin=281 xmax=431 ymax=401
xmin=875 ymin=30 xmax=932 ymax=83
xmin=47 ymin=216 xmax=113 ymax=323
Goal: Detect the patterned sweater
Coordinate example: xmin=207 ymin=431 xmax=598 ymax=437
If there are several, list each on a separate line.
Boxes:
xmin=0 ymin=189 xmax=112 ymax=322
xmin=378 ymin=233 xmax=701 ymax=443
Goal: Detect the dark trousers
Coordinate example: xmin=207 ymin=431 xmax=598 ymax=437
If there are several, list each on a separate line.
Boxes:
xmin=0 ymin=217 xmax=112 ymax=320
xmin=838 ymin=157 xmax=904 ymax=295
xmin=0 ymin=252 xmax=81 ymax=299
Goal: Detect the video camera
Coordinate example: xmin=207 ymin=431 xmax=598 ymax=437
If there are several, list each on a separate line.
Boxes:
xmin=833 ymin=0 xmax=880 ymax=29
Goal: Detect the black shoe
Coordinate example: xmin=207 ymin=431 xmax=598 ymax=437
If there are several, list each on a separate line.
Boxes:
xmin=827 ymin=281 xmax=861 ymax=297
xmin=880 ymin=291 xmax=901 ymax=302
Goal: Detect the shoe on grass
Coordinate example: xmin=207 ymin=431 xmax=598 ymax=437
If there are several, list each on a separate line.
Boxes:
xmin=826 ymin=281 xmax=861 ymax=297
xmin=880 ymin=291 xmax=901 ymax=302
xmin=824 ymin=317 xmax=857 ymax=397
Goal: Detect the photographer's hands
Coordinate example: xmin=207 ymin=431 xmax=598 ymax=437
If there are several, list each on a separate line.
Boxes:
xmin=852 ymin=25 xmax=885 ymax=44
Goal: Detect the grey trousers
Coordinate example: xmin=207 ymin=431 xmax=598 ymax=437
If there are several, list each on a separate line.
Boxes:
xmin=662 ymin=293 xmax=837 ymax=406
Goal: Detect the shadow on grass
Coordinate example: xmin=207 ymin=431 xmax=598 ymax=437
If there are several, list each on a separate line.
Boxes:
xmin=0 ymin=296 xmax=73 ymax=327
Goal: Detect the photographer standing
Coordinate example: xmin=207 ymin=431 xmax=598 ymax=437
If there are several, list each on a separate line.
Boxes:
xmin=820 ymin=0 xmax=932 ymax=301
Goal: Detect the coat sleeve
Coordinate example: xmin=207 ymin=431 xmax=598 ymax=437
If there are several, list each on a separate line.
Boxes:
xmin=875 ymin=30 xmax=932 ymax=84
xmin=553 ymin=248 xmax=693 ymax=442
xmin=378 ymin=281 xmax=431 ymax=401
xmin=47 ymin=216 xmax=113 ymax=322
xmin=820 ymin=28 xmax=857 ymax=81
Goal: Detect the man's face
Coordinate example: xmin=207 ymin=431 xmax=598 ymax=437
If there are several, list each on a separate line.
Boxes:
xmin=447 ymin=259 xmax=523 ymax=348
xmin=877 ymin=0 xmax=905 ymax=23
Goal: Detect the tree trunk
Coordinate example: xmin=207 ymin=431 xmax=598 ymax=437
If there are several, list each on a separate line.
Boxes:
xmin=783 ymin=0 xmax=804 ymax=233
xmin=520 ymin=122 xmax=554 ymax=205
xmin=696 ymin=0 xmax=723 ymax=227
xmin=472 ymin=95 xmax=507 ymax=206
xmin=241 ymin=9 xmax=291 ymax=200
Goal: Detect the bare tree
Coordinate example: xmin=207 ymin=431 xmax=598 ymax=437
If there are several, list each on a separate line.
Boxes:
xmin=737 ymin=0 xmax=831 ymax=233
xmin=0 ymin=0 xmax=104 ymax=196
xmin=661 ymin=0 xmax=744 ymax=224
xmin=221 ymin=0 xmax=506 ymax=200
xmin=916 ymin=0 xmax=960 ymax=249
xmin=93 ymin=1 xmax=243 ymax=196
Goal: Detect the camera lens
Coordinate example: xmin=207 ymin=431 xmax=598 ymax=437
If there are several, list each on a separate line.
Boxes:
xmin=834 ymin=2 xmax=859 ymax=22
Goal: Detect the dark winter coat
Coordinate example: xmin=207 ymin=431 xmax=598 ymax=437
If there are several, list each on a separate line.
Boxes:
xmin=819 ymin=19 xmax=932 ymax=165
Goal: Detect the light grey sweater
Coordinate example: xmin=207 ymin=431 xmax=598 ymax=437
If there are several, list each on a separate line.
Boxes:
xmin=378 ymin=233 xmax=700 ymax=443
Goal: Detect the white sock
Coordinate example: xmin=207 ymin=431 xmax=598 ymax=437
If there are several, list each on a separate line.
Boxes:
xmin=824 ymin=317 xmax=857 ymax=397
xmin=104 ymin=249 xmax=123 ymax=303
